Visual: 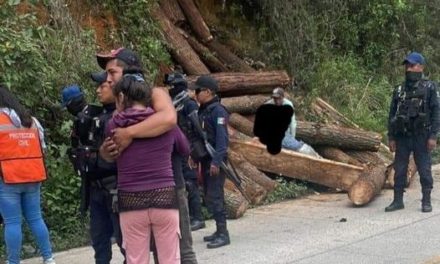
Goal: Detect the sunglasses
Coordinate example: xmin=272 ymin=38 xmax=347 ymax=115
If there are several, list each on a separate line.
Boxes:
xmin=195 ymin=88 xmax=208 ymax=95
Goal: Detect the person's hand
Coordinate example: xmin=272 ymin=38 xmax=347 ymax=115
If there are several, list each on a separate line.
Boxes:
xmin=188 ymin=156 xmax=198 ymax=169
xmin=210 ymin=164 xmax=220 ymax=176
xmin=111 ymin=127 xmax=133 ymax=152
xmin=427 ymin=138 xmax=437 ymax=152
xmin=388 ymin=140 xmax=396 ymax=153
xmin=100 ymin=137 xmax=119 ymax=161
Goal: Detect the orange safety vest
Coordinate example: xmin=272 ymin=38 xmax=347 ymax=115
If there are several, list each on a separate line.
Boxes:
xmin=0 ymin=113 xmax=47 ymax=184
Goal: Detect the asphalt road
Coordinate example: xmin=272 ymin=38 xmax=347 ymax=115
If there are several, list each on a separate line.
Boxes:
xmin=22 ymin=165 xmax=440 ymax=264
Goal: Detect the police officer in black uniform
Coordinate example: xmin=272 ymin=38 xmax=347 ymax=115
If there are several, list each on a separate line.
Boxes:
xmin=165 ymin=72 xmax=206 ymax=231
xmin=189 ymin=75 xmax=230 ymax=249
xmin=62 ymin=72 xmax=125 ymax=264
xmin=386 ymin=52 xmax=440 ymax=213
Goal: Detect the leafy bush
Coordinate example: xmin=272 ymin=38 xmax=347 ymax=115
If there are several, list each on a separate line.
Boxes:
xmin=264 ymin=178 xmax=309 ymax=204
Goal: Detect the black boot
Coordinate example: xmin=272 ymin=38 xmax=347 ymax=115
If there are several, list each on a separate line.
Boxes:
xmin=385 ymin=189 xmax=404 ymax=212
xmin=203 ymin=231 xmax=218 ymax=242
xmin=422 ymin=189 xmax=432 ymax=213
xmin=191 ymin=219 xmax=206 ymax=231
xmin=207 ymin=224 xmax=230 ymax=249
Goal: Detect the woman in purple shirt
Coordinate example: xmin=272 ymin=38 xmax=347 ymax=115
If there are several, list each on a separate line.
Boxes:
xmin=105 ymin=72 xmax=183 ymax=264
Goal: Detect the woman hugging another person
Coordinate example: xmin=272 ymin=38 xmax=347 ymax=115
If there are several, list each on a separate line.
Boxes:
xmin=105 ymin=71 xmax=181 ymax=264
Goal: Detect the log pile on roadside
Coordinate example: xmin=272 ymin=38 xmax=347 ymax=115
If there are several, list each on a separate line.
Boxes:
xmin=152 ymin=0 xmax=410 ymax=218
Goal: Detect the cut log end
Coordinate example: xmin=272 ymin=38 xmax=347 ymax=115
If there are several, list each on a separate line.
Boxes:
xmin=348 ymin=179 xmax=375 ymax=206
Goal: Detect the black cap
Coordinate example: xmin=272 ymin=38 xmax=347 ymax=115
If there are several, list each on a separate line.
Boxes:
xmin=91 ymin=71 xmax=107 ymax=85
xmin=190 ymin=75 xmax=218 ymax=92
xmin=96 ymin=48 xmax=141 ymax=70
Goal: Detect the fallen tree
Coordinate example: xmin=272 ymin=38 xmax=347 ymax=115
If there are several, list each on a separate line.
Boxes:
xmin=152 ymin=6 xmax=210 ymax=75
xmin=229 ymin=113 xmax=254 ymax=137
xmin=229 ymin=150 xmax=268 ymax=205
xmin=224 ymin=180 xmax=249 ymax=219
xmin=315 ymin=147 xmax=363 ymax=167
xmin=207 ymin=40 xmax=256 ymax=73
xmin=296 ymin=121 xmax=382 ymax=151
xmin=221 ymin=95 xmax=268 ymax=115
xmin=348 ymin=164 xmax=387 ymax=206
xmin=187 ymin=71 xmax=291 ymax=96
xmin=159 ymin=0 xmax=186 ymax=25
xmin=176 ymin=0 xmax=213 ymax=42
xmin=230 ymin=140 xmax=364 ymax=191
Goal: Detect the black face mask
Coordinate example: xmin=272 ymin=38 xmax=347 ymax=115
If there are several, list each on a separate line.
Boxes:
xmin=405 ymin=71 xmax=422 ymax=89
xmin=405 ymin=71 xmax=422 ymax=82
xmin=66 ymin=96 xmax=86 ymax=116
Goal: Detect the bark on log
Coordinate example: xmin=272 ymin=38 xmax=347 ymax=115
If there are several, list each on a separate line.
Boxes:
xmin=187 ymin=71 xmax=291 ymax=97
xmin=296 ymin=121 xmax=382 ymax=151
xmin=178 ymin=29 xmax=228 ymax=72
xmin=152 ymin=6 xmax=210 ymax=75
xmin=159 ymin=0 xmax=186 ymax=25
xmin=311 ymin=97 xmax=393 ymax=162
xmin=229 ymin=113 xmax=254 ymax=137
xmin=227 ymin=125 xmax=251 ymax=141
xmin=207 ymin=40 xmax=256 ymax=72
xmin=224 ymin=180 xmax=249 ymax=219
xmin=345 ymin=150 xmax=388 ymax=166
xmin=348 ymin=164 xmax=387 ymax=206
xmin=230 ymin=140 xmax=364 ymax=191
xmin=221 ymin=95 xmax=268 ymax=115
xmin=176 ymin=0 xmax=213 ymax=43
xmin=228 ymin=151 xmax=268 ymax=204
xmin=315 ymin=147 xmax=363 ymax=167
xmin=384 ymin=156 xmax=417 ymax=189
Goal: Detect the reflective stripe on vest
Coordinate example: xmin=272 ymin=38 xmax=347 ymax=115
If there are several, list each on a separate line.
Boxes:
xmin=0 ymin=113 xmax=46 ymax=184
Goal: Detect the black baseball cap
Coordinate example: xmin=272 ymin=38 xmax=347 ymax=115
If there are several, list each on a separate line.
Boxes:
xmin=90 ymin=71 xmax=108 ymax=85
xmin=96 ymin=47 xmax=141 ymax=70
xmin=190 ymin=75 xmax=218 ymax=92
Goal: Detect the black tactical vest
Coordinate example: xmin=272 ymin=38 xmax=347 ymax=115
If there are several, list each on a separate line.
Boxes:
xmin=392 ymin=80 xmax=431 ymax=135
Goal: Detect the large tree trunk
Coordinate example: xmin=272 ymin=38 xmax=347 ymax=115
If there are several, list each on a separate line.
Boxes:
xmin=315 ymin=147 xmax=363 ymax=167
xmin=348 ymin=164 xmax=387 ymax=206
xmin=230 ymin=140 xmax=364 ymax=191
xmin=296 ymin=121 xmax=382 ymax=151
xmin=152 ymin=6 xmax=210 ymax=75
xmin=221 ymin=95 xmax=268 ymax=115
xmin=229 ymin=113 xmax=254 ymax=137
xmin=159 ymin=0 xmax=186 ymax=25
xmin=345 ymin=150 xmax=388 ymax=166
xmin=176 ymin=0 xmax=213 ymax=42
xmin=312 ymin=97 xmax=394 ymax=161
xmin=224 ymin=180 xmax=249 ymax=219
xmin=187 ymin=71 xmax=291 ymax=96
xmin=177 ymin=28 xmax=228 ymax=72
xmin=228 ymin=150 xmax=268 ymax=204
xmin=207 ymin=40 xmax=256 ymax=72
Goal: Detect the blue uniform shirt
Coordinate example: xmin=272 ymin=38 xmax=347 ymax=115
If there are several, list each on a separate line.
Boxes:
xmin=198 ymin=96 xmax=229 ymax=167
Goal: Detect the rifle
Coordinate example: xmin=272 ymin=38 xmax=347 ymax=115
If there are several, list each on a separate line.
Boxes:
xmin=188 ymin=110 xmax=242 ymax=191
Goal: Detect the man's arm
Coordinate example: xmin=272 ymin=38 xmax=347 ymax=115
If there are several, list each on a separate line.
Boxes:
xmin=212 ymin=108 xmax=229 ymax=167
xmin=112 ymin=87 xmax=177 ymax=150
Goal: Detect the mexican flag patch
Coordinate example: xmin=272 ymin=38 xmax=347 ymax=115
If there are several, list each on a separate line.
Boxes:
xmin=217 ymin=117 xmax=225 ymax=125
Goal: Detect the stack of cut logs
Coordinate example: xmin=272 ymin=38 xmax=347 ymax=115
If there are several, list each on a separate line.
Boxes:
xmin=153 ymin=0 xmax=417 ymax=218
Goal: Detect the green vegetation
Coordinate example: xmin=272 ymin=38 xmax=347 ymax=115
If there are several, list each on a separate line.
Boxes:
xmin=3 ymin=0 xmax=440 ymax=256
xmin=0 ymin=0 xmax=170 ymax=256
xmin=264 ymin=178 xmax=309 ymax=204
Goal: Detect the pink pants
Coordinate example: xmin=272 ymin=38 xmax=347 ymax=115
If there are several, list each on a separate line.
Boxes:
xmin=120 ymin=208 xmax=180 ymax=264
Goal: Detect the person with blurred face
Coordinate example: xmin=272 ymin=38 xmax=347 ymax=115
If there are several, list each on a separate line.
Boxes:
xmin=386 ymin=52 xmax=440 ymax=213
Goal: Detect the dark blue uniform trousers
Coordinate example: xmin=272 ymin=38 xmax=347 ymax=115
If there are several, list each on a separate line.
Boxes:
xmin=89 ymin=187 xmax=125 ymax=264
xmin=201 ymin=159 xmax=227 ymax=225
xmin=394 ymin=132 xmax=433 ymax=191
